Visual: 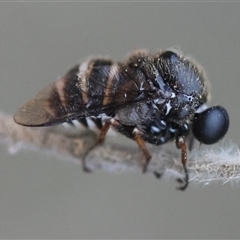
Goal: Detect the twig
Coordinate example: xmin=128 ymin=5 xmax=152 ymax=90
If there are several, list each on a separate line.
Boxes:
xmin=0 ymin=111 xmax=240 ymax=186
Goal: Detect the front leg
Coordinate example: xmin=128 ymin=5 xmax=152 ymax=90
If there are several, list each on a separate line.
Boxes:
xmin=175 ymin=136 xmax=189 ymax=190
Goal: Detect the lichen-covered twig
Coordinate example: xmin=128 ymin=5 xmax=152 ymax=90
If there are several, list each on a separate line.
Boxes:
xmin=0 ymin=111 xmax=240 ymax=186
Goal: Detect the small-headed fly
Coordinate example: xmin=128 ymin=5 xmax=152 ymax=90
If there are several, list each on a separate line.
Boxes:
xmin=14 ymin=49 xmax=229 ymax=190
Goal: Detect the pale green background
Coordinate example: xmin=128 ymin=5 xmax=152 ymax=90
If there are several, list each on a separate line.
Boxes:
xmin=1 ymin=2 xmax=240 ymax=239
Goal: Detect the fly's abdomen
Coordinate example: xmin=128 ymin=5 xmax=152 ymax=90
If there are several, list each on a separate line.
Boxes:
xmin=60 ymin=58 xmax=120 ymax=129
xmin=63 ymin=58 xmax=116 ymax=113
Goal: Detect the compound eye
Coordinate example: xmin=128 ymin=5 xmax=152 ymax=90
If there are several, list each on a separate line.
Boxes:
xmin=192 ymin=106 xmax=229 ymax=144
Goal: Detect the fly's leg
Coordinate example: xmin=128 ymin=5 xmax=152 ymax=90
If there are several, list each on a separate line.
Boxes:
xmin=82 ymin=120 xmax=111 ymax=172
xmin=176 ymin=136 xmax=189 ymax=190
xmin=109 ymin=119 xmax=152 ymax=172
xmin=132 ymin=128 xmax=152 ymax=172
xmin=97 ymin=120 xmax=111 ymax=144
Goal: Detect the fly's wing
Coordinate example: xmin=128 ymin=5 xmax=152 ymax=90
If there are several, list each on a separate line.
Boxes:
xmin=14 ymin=62 xmax=158 ymax=127
xmin=14 ymin=79 xmax=75 ymax=126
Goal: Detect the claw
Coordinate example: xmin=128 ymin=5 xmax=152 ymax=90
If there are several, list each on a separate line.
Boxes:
xmin=176 ymin=164 xmax=189 ymax=191
xmin=154 ymin=172 xmax=162 ymax=179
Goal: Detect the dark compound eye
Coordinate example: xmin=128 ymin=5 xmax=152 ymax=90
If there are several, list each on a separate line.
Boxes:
xmin=192 ymin=106 xmax=229 ymax=144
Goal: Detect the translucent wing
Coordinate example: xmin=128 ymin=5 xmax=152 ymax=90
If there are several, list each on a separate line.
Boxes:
xmin=14 ymin=62 xmax=158 ymax=127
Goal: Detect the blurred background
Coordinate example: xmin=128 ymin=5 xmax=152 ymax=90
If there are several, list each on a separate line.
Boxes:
xmin=0 ymin=2 xmax=240 ymax=238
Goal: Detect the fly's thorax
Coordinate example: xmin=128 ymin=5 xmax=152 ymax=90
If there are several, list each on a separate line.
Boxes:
xmin=150 ymin=50 xmax=209 ymax=124
xmin=116 ymin=102 xmax=156 ymax=126
xmin=154 ymin=50 xmax=209 ymax=102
